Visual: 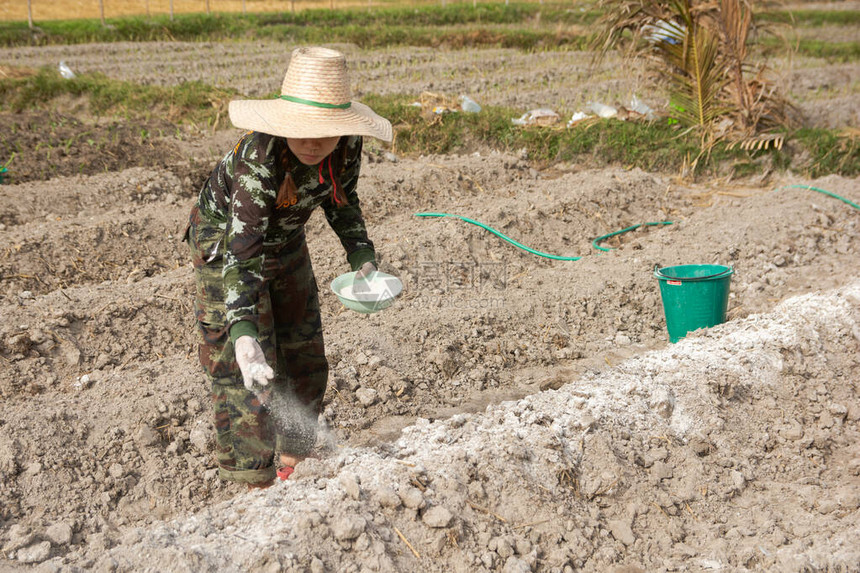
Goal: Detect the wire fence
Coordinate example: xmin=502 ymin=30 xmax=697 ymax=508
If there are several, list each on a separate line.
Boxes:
xmin=3 ymin=0 xmax=551 ymax=25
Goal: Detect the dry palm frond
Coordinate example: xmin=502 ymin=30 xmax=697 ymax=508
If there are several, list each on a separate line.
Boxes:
xmin=655 ymin=0 xmax=730 ymax=129
xmin=592 ymin=0 xmax=795 ymax=149
xmin=726 ymin=132 xmax=785 ymax=151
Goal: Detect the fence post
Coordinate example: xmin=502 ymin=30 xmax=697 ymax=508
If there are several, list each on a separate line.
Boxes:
xmin=27 ymin=0 xmax=33 ymax=29
xmin=99 ymin=0 xmax=105 ymax=25
xmin=170 ymin=0 xmax=175 ymax=20
xmin=206 ymin=0 xmax=210 ymax=14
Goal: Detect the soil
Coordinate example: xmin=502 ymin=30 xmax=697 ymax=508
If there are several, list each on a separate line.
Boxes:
xmin=0 ymin=39 xmax=858 ymax=573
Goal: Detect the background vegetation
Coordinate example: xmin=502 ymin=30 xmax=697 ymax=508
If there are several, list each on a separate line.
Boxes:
xmin=0 ymin=1 xmax=857 ymax=178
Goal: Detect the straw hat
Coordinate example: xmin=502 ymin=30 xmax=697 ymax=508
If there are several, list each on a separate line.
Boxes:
xmin=228 ymin=46 xmax=392 ymax=142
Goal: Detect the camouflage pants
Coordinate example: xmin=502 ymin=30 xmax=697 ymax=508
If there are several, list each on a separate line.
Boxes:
xmin=188 ymin=208 xmax=328 ymax=484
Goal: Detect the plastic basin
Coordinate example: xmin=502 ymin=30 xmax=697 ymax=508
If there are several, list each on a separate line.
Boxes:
xmin=330 ymin=270 xmax=403 ymax=314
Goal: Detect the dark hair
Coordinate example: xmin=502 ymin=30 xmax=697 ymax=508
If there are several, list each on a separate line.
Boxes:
xmin=276 ymin=137 xmax=349 ymax=208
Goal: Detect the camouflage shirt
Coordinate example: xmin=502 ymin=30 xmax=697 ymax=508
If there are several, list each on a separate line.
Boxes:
xmin=194 ymin=131 xmax=375 ymax=332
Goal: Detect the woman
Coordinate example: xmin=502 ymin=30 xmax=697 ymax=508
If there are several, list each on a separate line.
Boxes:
xmin=185 ymin=46 xmax=392 ymax=488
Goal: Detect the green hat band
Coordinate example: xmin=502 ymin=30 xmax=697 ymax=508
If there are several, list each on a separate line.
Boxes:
xmin=278 ymin=95 xmax=351 ymax=109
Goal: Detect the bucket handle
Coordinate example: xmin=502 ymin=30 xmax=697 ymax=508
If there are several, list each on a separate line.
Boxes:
xmin=654 ymin=264 xmax=734 ymax=282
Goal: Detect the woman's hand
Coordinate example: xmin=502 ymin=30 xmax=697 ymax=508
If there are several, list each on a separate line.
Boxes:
xmin=355 ymin=261 xmax=377 ymax=280
xmin=235 ymin=336 xmax=274 ymax=391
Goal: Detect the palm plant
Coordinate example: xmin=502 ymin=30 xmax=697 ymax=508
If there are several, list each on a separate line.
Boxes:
xmin=594 ymin=0 xmax=795 ymax=149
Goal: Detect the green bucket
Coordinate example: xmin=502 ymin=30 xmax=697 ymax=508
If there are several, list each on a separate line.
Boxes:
xmin=654 ymin=264 xmax=734 ymax=343
xmin=0 ymin=166 xmax=6 ymax=184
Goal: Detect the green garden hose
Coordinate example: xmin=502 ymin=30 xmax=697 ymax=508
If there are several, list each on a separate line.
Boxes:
xmin=591 ymin=221 xmax=674 ymax=252
xmin=414 ymin=184 xmax=857 ymax=261
xmin=414 ymin=212 xmax=672 ymax=260
xmin=778 ymin=184 xmax=860 ymax=211
xmin=414 ymin=212 xmax=584 ymax=260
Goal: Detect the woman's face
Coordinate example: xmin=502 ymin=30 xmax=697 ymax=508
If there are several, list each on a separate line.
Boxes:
xmin=287 ymin=136 xmax=340 ymax=166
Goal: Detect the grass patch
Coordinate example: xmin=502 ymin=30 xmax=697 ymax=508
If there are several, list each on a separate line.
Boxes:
xmin=758 ymin=37 xmax=860 ymax=62
xmin=792 ymin=128 xmax=859 ymax=178
xmin=0 ymin=68 xmax=236 ymax=124
xmin=757 ymin=9 xmax=860 ymax=27
xmin=0 ymin=3 xmax=598 ymax=48
xmin=365 ymin=94 xmax=857 ymax=177
xmin=1 ymin=4 xmax=852 ymax=57
xmin=792 ymin=40 xmax=860 ymax=63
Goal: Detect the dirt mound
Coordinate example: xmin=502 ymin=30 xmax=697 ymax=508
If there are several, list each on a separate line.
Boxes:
xmin=45 ymin=281 xmax=860 ymax=572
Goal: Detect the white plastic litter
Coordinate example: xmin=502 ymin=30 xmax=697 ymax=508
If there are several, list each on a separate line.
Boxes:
xmin=511 ymin=108 xmax=560 ymax=126
xmin=588 ymin=102 xmax=618 ymax=119
xmin=459 ymin=95 xmax=482 ymax=113
xmin=643 ymin=19 xmax=685 ymax=44
xmin=627 ymin=95 xmax=654 ymax=120
xmin=58 ymin=61 xmax=75 ymax=79
xmin=567 ymin=111 xmax=591 ymax=127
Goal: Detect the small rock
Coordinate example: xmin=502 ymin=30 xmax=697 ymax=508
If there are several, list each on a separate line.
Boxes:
xmin=503 ymin=556 xmax=532 ymax=573
xmin=467 ymin=481 xmax=486 ymax=499
xmin=2 ymin=524 xmax=35 ymax=552
xmin=730 ymin=470 xmax=746 ymax=491
xmin=830 ymin=403 xmax=848 ymax=419
xmin=165 ymin=440 xmax=185 ymax=456
xmin=614 ymin=333 xmax=631 ymax=346
xmin=189 ymin=422 xmax=211 ymax=453
xmin=377 ymin=486 xmax=402 ymax=508
xmin=16 ymin=541 xmax=51 ymax=564
xmin=331 ymin=515 xmax=366 ymax=541
xmin=339 ymin=472 xmax=361 ymax=500
xmin=422 ymin=505 xmax=453 ymax=528
xmin=481 ymin=552 xmax=496 ymax=569
xmin=356 ymin=387 xmax=378 ymax=408
xmin=62 ymin=343 xmax=81 ymax=367
xmin=491 ymin=536 xmax=515 ymax=559
xmin=817 ymin=499 xmax=839 ymax=515
xmin=45 ymin=522 xmax=74 ymax=546
xmin=514 ymin=538 xmax=532 ymax=556
xmin=781 ymin=419 xmax=804 ymax=441
xmin=108 ymin=463 xmax=124 ymax=479
xmin=399 ymin=486 xmax=426 ymax=510
xmin=135 ymin=426 xmax=160 ymax=447
xmin=579 ymin=412 xmax=596 ymax=430
xmin=608 ymin=519 xmax=635 ymax=546
xmin=650 ymin=387 xmax=675 ymax=419
xmin=24 ymin=462 xmax=43 ymax=477
xmin=651 ymin=461 xmax=673 ymax=481
xmin=94 ymin=353 xmax=111 ymax=370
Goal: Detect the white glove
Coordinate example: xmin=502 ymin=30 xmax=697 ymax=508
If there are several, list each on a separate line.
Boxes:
xmin=355 ymin=261 xmax=377 ymax=280
xmin=235 ymin=336 xmax=274 ymax=391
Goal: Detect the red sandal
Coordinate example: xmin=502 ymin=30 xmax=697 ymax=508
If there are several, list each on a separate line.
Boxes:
xmin=277 ymin=466 xmax=295 ymax=480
